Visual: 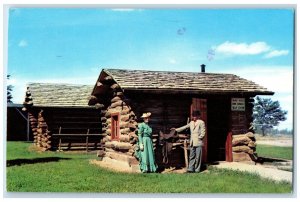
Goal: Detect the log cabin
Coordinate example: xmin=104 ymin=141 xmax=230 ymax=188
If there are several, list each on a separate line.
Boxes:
xmin=23 ymin=83 xmax=103 ymax=151
xmin=89 ymin=67 xmax=274 ymax=170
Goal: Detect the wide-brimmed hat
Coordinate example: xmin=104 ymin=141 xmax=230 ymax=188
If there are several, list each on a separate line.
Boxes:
xmin=141 ymin=112 xmax=151 ymax=118
xmin=192 ymin=110 xmax=201 ymax=117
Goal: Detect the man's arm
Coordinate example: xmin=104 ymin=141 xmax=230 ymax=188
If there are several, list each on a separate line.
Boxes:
xmin=175 ymin=123 xmax=190 ymax=133
xmin=199 ymin=120 xmax=206 ymax=139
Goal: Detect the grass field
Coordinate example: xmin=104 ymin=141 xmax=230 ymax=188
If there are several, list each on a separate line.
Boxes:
xmin=6 ymin=141 xmax=292 ymax=193
xmin=256 ymin=144 xmax=293 ymax=160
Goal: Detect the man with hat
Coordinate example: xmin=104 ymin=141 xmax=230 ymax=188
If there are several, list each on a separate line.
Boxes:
xmin=136 ymin=112 xmax=158 ymax=173
xmin=174 ymin=110 xmax=206 ymax=173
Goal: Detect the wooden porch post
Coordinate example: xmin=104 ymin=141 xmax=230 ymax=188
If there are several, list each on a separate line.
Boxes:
xmin=225 ymin=132 xmax=233 ymax=162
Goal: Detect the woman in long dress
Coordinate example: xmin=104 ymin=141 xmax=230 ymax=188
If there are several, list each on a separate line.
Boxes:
xmin=136 ymin=112 xmax=158 ymax=173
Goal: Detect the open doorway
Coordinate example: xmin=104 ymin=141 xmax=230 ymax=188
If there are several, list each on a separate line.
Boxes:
xmin=207 ymin=97 xmax=230 ymax=162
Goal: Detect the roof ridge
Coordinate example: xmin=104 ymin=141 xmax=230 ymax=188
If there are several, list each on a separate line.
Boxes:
xmin=27 ymin=82 xmax=93 ymax=87
xmin=103 ymin=68 xmax=237 ymax=76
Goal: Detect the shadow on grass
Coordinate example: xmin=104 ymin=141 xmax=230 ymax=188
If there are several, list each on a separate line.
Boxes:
xmin=7 ymin=157 xmax=71 ymax=167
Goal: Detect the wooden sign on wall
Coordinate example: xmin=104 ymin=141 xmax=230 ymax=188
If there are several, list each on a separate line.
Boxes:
xmin=231 ymin=98 xmax=245 ymax=111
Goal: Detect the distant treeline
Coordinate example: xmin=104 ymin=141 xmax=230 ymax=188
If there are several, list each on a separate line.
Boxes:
xmin=255 ymin=128 xmax=293 ymax=136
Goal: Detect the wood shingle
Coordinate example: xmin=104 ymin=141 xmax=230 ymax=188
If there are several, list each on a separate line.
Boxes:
xmin=25 ymin=83 xmax=94 ymax=107
xmin=92 ymin=69 xmax=274 ymax=95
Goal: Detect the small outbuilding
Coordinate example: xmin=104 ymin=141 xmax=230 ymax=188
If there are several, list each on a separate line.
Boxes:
xmin=23 ymin=83 xmax=103 ymax=151
xmin=7 ymin=103 xmax=30 ymax=141
xmin=89 ymin=68 xmax=274 ymax=170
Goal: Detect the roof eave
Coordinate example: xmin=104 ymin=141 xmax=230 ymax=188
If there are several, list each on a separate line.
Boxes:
xmin=122 ymin=88 xmax=274 ymax=96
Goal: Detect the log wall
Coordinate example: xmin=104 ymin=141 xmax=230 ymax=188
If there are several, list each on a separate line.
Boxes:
xmin=231 ymin=97 xmax=257 ymax=162
xmin=24 ymin=107 xmax=102 ymax=151
xmin=95 ymin=76 xmax=191 ymax=167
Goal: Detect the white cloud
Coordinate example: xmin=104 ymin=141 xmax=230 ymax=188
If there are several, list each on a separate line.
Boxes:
xmin=18 ymin=40 xmax=28 ymax=47
xmin=214 ymin=41 xmax=271 ymax=55
xmin=213 ymin=65 xmax=294 ymax=129
xmin=264 ymin=50 xmax=289 ymax=58
xmin=216 ymin=65 xmax=293 ymax=94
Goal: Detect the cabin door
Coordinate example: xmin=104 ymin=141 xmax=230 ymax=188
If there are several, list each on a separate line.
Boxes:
xmin=191 ymin=98 xmax=207 ymax=163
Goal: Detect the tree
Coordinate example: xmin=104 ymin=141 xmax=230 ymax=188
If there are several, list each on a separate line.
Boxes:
xmin=7 ymin=74 xmax=13 ymax=103
xmin=253 ymin=96 xmax=287 ymax=136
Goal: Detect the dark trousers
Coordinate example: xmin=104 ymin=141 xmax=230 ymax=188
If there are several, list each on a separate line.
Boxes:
xmin=187 ymin=146 xmax=202 ymax=172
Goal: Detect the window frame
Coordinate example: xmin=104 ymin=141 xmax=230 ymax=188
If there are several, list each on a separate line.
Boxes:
xmin=111 ymin=112 xmax=120 ymax=141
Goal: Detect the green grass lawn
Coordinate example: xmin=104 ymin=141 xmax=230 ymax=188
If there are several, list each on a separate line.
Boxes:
xmin=6 ymin=141 xmax=292 ymax=193
xmin=256 ymin=144 xmax=293 ymax=160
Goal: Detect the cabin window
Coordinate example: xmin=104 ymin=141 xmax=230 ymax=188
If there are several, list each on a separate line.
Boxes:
xmin=111 ymin=112 xmax=120 ymax=141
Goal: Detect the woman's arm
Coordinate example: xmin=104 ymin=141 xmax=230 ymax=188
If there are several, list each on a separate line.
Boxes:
xmin=137 ymin=123 xmax=144 ymax=150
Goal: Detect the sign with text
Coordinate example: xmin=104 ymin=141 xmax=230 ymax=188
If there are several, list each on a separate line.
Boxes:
xmin=231 ymin=98 xmax=245 ymax=111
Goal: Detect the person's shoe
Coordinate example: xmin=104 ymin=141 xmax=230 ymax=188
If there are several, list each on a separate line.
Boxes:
xmin=186 ymin=170 xmax=194 ymax=173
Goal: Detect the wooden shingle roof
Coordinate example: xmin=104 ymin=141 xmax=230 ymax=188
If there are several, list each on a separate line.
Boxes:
xmin=92 ymin=68 xmax=274 ymax=95
xmin=24 ymin=83 xmax=94 ymax=107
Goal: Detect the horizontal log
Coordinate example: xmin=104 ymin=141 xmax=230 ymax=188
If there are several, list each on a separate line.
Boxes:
xmin=110 ymin=83 xmax=121 ymax=90
xmin=103 ymin=136 xmax=111 ymax=142
xmin=232 ymin=152 xmax=252 ymax=162
xmin=248 ymin=141 xmax=256 ymax=148
xmin=232 ymin=136 xmax=252 ymax=146
xmin=105 ymin=141 xmax=133 ymax=151
xmin=233 ymin=132 xmax=255 ymax=139
xmin=111 ymin=100 xmax=124 ymax=108
xmin=105 ymin=151 xmax=135 ymax=164
xmin=106 ymin=129 xmax=111 ymax=135
xmin=121 ymin=114 xmax=130 ymax=122
xmin=102 ymin=123 xmax=108 ymax=129
xmin=95 ymin=103 xmax=105 ymax=109
xmin=232 ymin=145 xmax=254 ymax=154
xmin=101 ymin=128 xmax=107 ymax=133
xmin=112 ymin=92 xmax=123 ymax=97
xmin=120 ymin=128 xmax=130 ymax=134
xmin=105 ymin=111 xmax=111 ymax=118
xmin=120 ymin=121 xmax=129 ymax=129
xmin=38 ymin=117 xmax=45 ymax=121
xmin=119 ymin=134 xmax=130 ymax=142
xmin=245 ymin=132 xmax=255 ymax=138
xmin=130 ymin=139 xmax=137 ymax=144
xmin=107 ymin=107 xmax=130 ymax=116
xmin=106 ymin=118 xmax=111 ymax=124
xmin=100 ymin=110 xmax=107 ymax=116
xmin=104 ymin=75 xmax=113 ymax=81
xmin=120 ymin=108 xmax=131 ymax=115
xmin=111 ymin=96 xmax=122 ymax=103
xmin=129 ymin=132 xmax=138 ymax=139
xmin=128 ymin=123 xmax=137 ymax=130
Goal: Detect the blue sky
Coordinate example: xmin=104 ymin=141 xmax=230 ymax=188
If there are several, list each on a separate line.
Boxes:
xmin=6 ymin=8 xmax=294 ymax=129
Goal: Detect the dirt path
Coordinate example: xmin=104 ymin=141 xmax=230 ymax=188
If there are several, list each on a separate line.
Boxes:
xmin=213 ymin=162 xmax=292 ymax=183
xmin=255 ymin=135 xmax=293 ymax=147
xmin=256 ymin=139 xmax=293 ymax=147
